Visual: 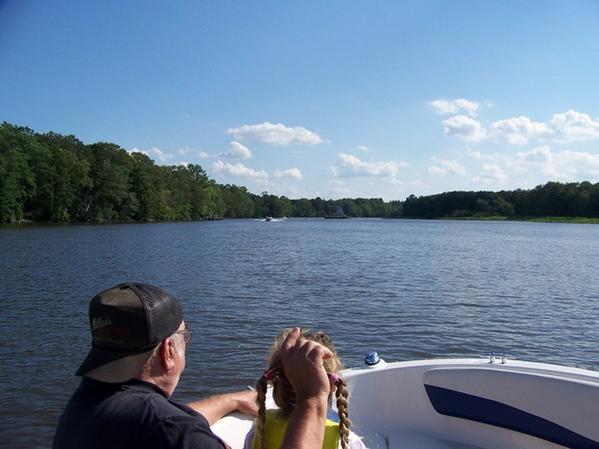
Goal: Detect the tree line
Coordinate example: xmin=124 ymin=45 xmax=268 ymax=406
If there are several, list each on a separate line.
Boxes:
xmin=1 ymin=122 xmax=598 ymax=223
xmin=402 ymin=182 xmax=599 ymax=218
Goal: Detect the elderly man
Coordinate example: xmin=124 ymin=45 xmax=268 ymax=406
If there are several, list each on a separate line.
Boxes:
xmin=53 ymin=283 xmax=334 ymax=449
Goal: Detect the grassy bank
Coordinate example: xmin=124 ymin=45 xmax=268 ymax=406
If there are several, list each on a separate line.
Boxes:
xmin=524 ymin=216 xmax=599 ymax=224
xmin=444 ymin=216 xmax=599 ymax=224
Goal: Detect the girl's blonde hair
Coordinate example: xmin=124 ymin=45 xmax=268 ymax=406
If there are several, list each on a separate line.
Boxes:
xmin=255 ymin=328 xmax=351 ymax=449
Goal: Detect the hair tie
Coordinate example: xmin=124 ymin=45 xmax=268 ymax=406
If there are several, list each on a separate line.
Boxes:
xmin=328 ymin=372 xmax=341 ymax=385
xmin=262 ymin=370 xmax=275 ymax=381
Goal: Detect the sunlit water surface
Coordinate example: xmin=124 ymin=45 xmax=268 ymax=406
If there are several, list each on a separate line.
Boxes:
xmin=1 ymin=219 xmax=598 ymax=448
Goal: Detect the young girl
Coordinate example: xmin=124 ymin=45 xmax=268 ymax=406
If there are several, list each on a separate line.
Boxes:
xmin=244 ymin=328 xmax=366 ymax=449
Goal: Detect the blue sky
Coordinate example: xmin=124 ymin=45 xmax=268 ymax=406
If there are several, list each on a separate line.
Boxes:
xmin=1 ymin=0 xmax=598 ymax=200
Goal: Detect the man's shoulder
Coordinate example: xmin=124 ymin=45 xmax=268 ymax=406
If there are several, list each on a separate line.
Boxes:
xmin=148 ymin=400 xmax=226 ymax=449
xmin=105 ymin=381 xmax=177 ymax=418
xmin=54 ymin=379 xmax=226 ymax=449
xmin=112 ymin=383 xmax=208 ymax=425
xmin=117 ymin=384 xmax=224 ymax=448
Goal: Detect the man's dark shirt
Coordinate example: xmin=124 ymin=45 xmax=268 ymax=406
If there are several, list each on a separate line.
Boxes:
xmin=53 ymin=378 xmax=227 ymax=449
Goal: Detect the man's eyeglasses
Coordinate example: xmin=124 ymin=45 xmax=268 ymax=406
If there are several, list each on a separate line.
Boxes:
xmin=176 ymin=327 xmax=192 ymax=344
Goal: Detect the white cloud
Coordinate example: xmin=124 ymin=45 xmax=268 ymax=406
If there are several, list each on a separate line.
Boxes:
xmin=559 ymin=150 xmax=599 ymax=173
xmin=267 ymin=183 xmax=305 ymax=198
xmin=212 ymin=160 xmax=268 ymax=179
xmin=556 ymin=150 xmax=599 ymax=175
xmin=387 ymin=178 xmax=405 ymax=186
xmin=198 ymin=151 xmax=210 ymax=159
xmin=329 ymin=180 xmax=354 ymax=197
xmin=465 ymin=145 xmax=599 ymax=185
xmin=437 ymin=107 xmax=599 ymax=146
xmin=510 ymin=145 xmax=599 ymax=178
xmin=464 ymin=147 xmax=496 ymax=161
xmin=427 ymin=167 xmax=446 ymax=176
xmin=442 ymin=115 xmax=487 ymax=142
xmin=356 ymin=145 xmax=369 ymax=153
xmin=430 ymin=98 xmax=479 ymax=117
xmin=177 ymin=146 xmax=190 ymax=155
xmin=130 ymin=147 xmax=173 ymax=163
xmin=223 ymin=141 xmax=252 ymax=160
xmin=472 ymin=164 xmax=509 ymax=186
xmin=490 ymin=116 xmax=552 ymax=145
xmin=427 ymin=157 xmax=466 ymax=176
xmin=549 ymin=110 xmax=599 ymax=143
xmin=226 ymin=122 xmax=323 ymax=145
xmin=509 ymin=145 xmax=559 ymax=177
xmin=273 ymin=168 xmax=303 ymax=179
xmin=331 ymin=153 xmax=409 ymax=178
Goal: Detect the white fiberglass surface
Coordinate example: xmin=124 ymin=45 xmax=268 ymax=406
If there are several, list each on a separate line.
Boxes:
xmin=213 ymin=359 xmax=598 ymax=449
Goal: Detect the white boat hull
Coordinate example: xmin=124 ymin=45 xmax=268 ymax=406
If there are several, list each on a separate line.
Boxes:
xmin=212 ymin=358 xmax=599 ymax=449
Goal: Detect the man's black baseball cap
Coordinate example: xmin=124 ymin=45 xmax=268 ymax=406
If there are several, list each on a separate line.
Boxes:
xmin=76 ymin=282 xmax=184 ymax=383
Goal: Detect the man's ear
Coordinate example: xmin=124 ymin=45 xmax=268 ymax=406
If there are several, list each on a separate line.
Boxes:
xmin=159 ymin=337 xmax=177 ymax=371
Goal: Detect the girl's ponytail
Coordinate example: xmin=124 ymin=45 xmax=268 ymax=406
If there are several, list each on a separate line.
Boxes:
xmin=258 ymin=329 xmax=351 ymax=449
xmin=255 ymin=375 xmax=268 ymax=449
xmin=335 ymin=378 xmax=351 ymax=449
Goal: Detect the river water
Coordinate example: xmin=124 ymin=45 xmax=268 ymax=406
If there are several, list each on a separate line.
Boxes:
xmin=1 ymin=218 xmax=598 ymax=448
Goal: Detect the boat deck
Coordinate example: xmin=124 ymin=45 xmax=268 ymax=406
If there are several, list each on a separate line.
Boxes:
xmin=212 ymin=358 xmax=599 ymax=449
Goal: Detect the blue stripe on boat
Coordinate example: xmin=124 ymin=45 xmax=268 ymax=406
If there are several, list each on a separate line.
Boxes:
xmin=424 ymin=384 xmax=599 ymax=449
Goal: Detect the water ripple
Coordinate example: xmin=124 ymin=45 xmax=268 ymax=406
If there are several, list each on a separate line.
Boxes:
xmin=1 ymin=219 xmax=598 ymax=448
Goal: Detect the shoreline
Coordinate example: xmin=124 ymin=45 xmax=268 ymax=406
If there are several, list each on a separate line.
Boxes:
xmin=2 ymin=216 xmax=599 ymax=227
xmin=440 ymin=216 xmax=599 ymax=224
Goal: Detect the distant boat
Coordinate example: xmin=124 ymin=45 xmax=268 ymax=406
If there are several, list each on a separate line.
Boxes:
xmin=324 ymin=206 xmax=349 ymax=219
xmin=264 ymin=216 xmax=273 ymax=222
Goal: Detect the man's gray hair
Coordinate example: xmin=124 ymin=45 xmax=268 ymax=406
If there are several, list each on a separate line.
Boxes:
xmin=141 ymin=331 xmax=185 ymax=372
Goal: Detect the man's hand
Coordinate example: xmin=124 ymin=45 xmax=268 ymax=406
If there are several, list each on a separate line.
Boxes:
xmin=232 ymin=389 xmax=259 ymax=417
xmin=277 ymin=328 xmax=334 ymax=449
xmin=280 ymin=327 xmax=333 ymax=402
xmin=187 ymin=389 xmax=258 ymax=425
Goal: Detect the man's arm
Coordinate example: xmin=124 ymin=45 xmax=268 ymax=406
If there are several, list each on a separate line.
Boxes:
xmin=278 ymin=328 xmax=334 ymax=449
xmin=187 ymin=390 xmax=258 ymax=426
xmin=280 ymin=396 xmax=329 ymax=449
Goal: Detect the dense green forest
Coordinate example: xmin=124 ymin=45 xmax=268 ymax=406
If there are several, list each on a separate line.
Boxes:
xmin=1 ymin=122 xmax=598 ymax=223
